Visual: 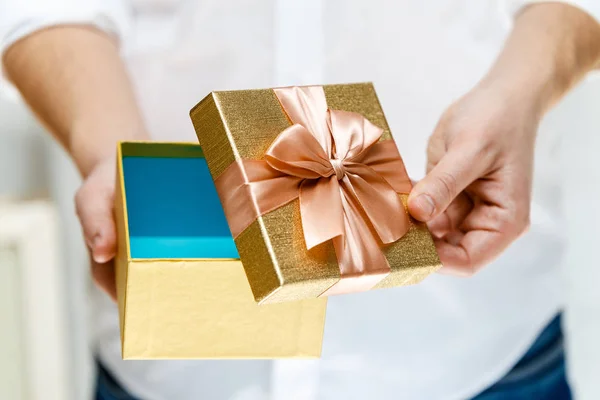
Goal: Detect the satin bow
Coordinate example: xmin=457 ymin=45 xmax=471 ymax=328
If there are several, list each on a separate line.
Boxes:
xmin=215 ymin=86 xmax=413 ymax=295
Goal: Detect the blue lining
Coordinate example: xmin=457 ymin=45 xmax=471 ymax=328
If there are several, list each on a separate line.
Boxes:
xmin=122 ymin=156 xmax=239 ymax=259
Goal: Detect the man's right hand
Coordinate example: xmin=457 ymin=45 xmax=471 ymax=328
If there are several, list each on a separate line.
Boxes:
xmin=75 ymin=157 xmax=119 ymax=301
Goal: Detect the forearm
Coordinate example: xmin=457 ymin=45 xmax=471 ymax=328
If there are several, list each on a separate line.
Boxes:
xmin=2 ymin=26 xmax=148 ymax=177
xmin=480 ymin=2 xmax=600 ymax=117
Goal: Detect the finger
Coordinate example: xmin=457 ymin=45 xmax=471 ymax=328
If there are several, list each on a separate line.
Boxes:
xmin=459 ymin=199 xmax=530 ymax=237
xmin=75 ymin=185 xmax=117 ymax=264
xmin=91 ymin=258 xmax=117 ymax=302
xmin=436 ymin=201 xmax=529 ymax=275
xmin=435 ymin=229 xmax=511 ymax=276
xmin=427 ymin=192 xmax=473 ymax=237
xmin=408 ymin=144 xmax=491 ymax=222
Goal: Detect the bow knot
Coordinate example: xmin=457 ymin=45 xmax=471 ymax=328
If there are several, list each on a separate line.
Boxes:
xmin=330 ymin=158 xmax=345 ymax=180
xmin=265 ymin=86 xmax=413 ymax=256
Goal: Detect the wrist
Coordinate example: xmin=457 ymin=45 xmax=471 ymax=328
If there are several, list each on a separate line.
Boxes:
xmin=71 ymin=124 xmax=149 ymax=178
xmin=477 ymin=64 xmax=554 ymax=121
xmin=479 ymin=3 xmax=600 ymax=122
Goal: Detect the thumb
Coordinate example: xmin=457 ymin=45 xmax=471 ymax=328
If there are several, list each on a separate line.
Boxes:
xmin=75 ymin=183 xmax=117 ymax=264
xmin=408 ymin=145 xmax=488 ymax=222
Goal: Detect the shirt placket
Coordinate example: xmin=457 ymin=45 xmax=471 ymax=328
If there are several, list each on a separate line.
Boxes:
xmin=271 ymin=2 xmax=324 ymax=398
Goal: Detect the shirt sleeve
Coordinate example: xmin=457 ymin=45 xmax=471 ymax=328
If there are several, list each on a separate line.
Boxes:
xmin=0 ymin=0 xmax=131 ymax=100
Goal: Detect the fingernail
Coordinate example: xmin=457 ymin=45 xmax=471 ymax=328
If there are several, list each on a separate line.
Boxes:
xmin=93 ymin=253 xmax=111 ymax=264
xmin=415 ymin=194 xmax=435 ymax=218
xmin=92 ymin=234 xmax=107 ymax=263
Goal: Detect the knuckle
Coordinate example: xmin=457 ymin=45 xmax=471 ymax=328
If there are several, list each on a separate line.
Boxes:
xmin=500 ymin=207 xmax=530 ymax=237
xmin=450 ymin=260 xmax=478 ymax=278
xmin=436 ymin=172 xmax=458 ymax=202
xmin=459 ymin=266 xmax=477 ymax=278
xmin=470 ymin=136 xmax=495 ymax=158
xmin=479 ymin=135 xmax=497 ymax=155
xmin=460 ymin=256 xmax=484 ymax=277
xmin=522 ymin=217 xmax=531 ymax=234
xmin=427 ymin=130 xmax=444 ymax=148
xmin=426 ymin=136 xmax=445 ymax=165
xmin=514 ymin=201 xmax=531 ymax=233
xmin=497 ymin=217 xmax=511 ymax=234
xmin=440 ymin=105 xmax=457 ymax=124
xmin=515 ymin=214 xmax=531 ymax=236
xmin=460 ymin=133 xmax=498 ymax=163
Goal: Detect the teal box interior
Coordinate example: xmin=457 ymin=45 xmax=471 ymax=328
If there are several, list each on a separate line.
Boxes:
xmin=121 ymin=147 xmax=239 ymax=259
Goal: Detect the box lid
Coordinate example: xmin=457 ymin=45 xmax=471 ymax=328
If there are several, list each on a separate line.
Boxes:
xmin=190 ymin=83 xmax=441 ymax=304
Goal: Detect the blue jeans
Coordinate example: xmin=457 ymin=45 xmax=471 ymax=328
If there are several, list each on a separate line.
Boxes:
xmin=95 ymin=364 xmax=140 ymax=400
xmin=471 ymin=314 xmax=571 ymax=400
xmin=96 ymin=315 xmax=570 ymax=400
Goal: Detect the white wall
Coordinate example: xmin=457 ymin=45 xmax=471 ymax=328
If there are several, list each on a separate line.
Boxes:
xmin=0 ymin=243 xmax=26 ymax=400
xmin=0 ymin=92 xmax=94 ymax=400
xmin=0 ymin=93 xmax=47 ymax=199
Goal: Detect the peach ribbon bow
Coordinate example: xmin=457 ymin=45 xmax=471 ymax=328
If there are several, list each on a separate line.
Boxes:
xmin=215 ymin=86 xmax=413 ymax=295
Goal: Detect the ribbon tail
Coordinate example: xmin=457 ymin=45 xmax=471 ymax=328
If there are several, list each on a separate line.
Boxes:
xmin=344 ymin=164 xmax=410 ymax=244
xmin=299 ymin=177 xmax=345 ymax=250
xmin=319 ymin=188 xmax=391 ymax=297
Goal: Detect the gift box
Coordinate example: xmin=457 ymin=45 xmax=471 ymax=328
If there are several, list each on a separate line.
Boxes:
xmin=190 ymin=83 xmax=441 ymax=305
xmin=114 ymin=142 xmax=326 ymax=359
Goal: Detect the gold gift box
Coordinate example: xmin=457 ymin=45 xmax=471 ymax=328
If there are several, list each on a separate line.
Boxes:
xmin=114 ymin=142 xmax=326 ymax=359
xmin=190 ymin=83 xmax=441 ymax=305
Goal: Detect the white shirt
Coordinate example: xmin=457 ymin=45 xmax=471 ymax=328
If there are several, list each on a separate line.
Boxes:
xmin=2 ymin=1 xmax=600 ymax=399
